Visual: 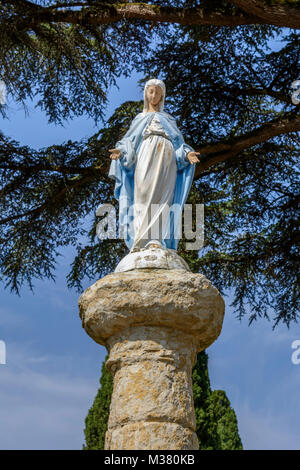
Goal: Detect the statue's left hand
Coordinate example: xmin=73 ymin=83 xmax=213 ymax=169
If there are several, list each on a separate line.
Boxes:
xmin=109 ymin=148 xmax=122 ymax=160
xmin=187 ymin=151 xmax=200 ymax=164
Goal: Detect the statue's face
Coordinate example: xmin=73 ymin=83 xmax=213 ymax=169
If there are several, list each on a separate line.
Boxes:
xmin=147 ymin=85 xmax=163 ymax=107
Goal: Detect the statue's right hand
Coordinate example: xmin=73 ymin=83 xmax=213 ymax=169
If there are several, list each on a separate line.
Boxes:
xmin=109 ymin=148 xmax=122 ymax=160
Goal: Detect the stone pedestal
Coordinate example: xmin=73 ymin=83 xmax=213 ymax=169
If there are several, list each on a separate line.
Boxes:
xmin=78 ymin=250 xmax=225 ymax=450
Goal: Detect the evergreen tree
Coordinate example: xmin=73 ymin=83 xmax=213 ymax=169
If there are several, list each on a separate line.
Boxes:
xmin=83 ymin=352 xmax=243 ymax=450
xmin=192 ymin=351 xmax=242 ymax=450
xmin=0 ymin=1 xmax=298 ymax=327
xmin=83 ymin=355 xmax=113 ymax=450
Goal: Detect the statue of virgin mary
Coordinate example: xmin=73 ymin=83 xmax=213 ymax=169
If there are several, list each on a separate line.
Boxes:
xmin=108 ymin=79 xmax=200 ymax=252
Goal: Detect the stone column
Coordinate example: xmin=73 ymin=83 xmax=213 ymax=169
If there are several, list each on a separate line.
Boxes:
xmin=79 ymin=248 xmax=225 ymax=450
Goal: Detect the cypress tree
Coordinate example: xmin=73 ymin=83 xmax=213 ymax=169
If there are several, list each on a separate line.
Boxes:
xmin=192 ymin=351 xmax=243 ymax=450
xmin=83 ymin=355 xmax=113 ymax=450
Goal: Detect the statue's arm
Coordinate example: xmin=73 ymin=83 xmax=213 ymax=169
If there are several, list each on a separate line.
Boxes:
xmin=114 ymin=114 xmax=141 ymax=170
xmin=168 ymin=115 xmax=196 ymax=170
xmin=175 ymin=142 xmax=196 ymax=171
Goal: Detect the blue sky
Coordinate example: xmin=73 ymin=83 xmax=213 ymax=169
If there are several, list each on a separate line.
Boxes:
xmin=0 ymin=65 xmax=299 ymax=450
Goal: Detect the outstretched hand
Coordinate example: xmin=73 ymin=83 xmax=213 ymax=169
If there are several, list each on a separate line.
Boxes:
xmin=109 ymin=148 xmax=121 ymax=160
xmin=187 ymin=151 xmax=200 ymax=164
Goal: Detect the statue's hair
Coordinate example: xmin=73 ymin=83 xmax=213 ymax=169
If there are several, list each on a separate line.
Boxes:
xmin=143 ymin=79 xmax=166 ymax=113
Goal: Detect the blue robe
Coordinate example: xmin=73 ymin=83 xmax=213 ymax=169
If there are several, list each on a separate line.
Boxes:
xmin=108 ymin=111 xmax=195 ymax=251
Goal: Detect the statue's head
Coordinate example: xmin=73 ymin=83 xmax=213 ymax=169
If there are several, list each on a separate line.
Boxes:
xmin=143 ymin=79 xmax=166 ymax=113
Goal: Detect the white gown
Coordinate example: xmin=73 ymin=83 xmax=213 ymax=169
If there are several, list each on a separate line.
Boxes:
xmin=131 ymin=113 xmax=177 ymax=251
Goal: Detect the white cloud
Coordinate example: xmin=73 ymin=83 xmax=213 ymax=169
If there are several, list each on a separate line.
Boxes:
xmin=0 ymin=343 xmax=103 ymax=450
xmin=237 ymin=400 xmax=300 ymax=450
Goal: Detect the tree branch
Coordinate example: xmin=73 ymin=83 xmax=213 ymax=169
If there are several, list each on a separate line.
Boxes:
xmin=194 ymin=112 xmax=300 ymax=178
xmin=0 ymin=161 xmax=104 ymax=176
xmin=11 ymin=2 xmax=271 ymax=30
xmin=218 ymin=84 xmax=291 ymax=104
xmin=228 ymin=0 xmax=300 ymax=29
xmin=0 ymin=173 xmax=92 ymax=225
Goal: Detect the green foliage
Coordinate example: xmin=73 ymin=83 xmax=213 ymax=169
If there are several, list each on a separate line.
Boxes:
xmin=192 ymin=351 xmax=243 ymax=450
xmin=0 ymin=101 xmax=141 ymax=293
xmin=0 ymin=1 xmax=150 ymax=124
xmin=83 ymin=355 xmax=113 ymax=450
xmin=83 ymin=351 xmax=243 ymax=450
xmin=0 ymin=2 xmax=299 ymax=327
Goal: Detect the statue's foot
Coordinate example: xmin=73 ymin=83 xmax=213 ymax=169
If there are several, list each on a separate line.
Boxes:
xmin=145 ymin=240 xmax=163 ymax=250
xmin=130 ymin=240 xmax=163 ymax=253
xmin=116 ymin=242 xmax=190 ymax=272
